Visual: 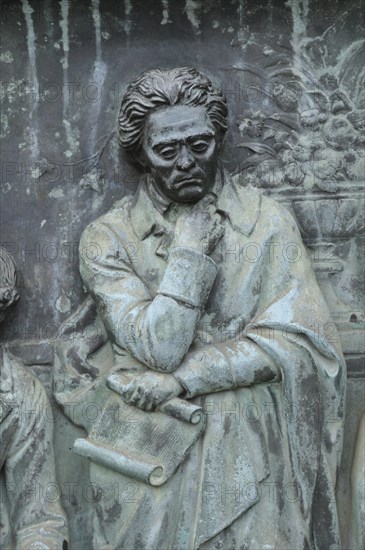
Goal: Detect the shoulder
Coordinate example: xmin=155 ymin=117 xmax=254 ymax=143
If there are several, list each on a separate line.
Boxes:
xmin=260 ymin=193 xmax=299 ymax=232
xmin=2 ymin=348 xmax=49 ymax=407
xmin=228 ymin=177 xmax=298 ymax=238
xmin=79 ymin=194 xmax=133 ymax=249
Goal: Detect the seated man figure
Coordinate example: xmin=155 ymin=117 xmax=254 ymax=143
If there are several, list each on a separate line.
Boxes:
xmin=0 ymin=248 xmax=68 ymax=549
xmin=56 ymin=67 xmax=345 ymax=550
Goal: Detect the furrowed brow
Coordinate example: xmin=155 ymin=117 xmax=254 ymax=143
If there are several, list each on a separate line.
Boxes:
xmin=152 ymin=132 xmax=215 ymax=149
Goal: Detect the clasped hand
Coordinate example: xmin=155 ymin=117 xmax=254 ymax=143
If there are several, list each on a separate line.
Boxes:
xmin=120 ymin=371 xmax=183 ymax=411
xmin=172 ymin=194 xmax=224 ymax=255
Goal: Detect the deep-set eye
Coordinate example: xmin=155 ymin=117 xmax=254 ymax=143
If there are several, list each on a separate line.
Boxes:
xmin=157 ymin=146 xmax=178 ymax=159
xmin=189 ymin=140 xmax=210 ymax=153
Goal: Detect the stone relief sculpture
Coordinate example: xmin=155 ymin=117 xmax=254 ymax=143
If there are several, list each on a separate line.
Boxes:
xmin=54 ymin=67 xmax=346 ymax=549
xmin=0 ymin=248 xmax=68 ymax=549
xmin=348 ymin=411 xmax=365 ymax=549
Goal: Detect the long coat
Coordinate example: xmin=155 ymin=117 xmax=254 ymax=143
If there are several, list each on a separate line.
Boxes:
xmin=55 ymin=173 xmax=345 ymax=550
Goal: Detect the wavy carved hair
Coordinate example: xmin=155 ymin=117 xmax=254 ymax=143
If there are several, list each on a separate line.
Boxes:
xmin=118 ymin=67 xmax=228 ymax=158
xmin=0 ymin=247 xmax=18 ymax=312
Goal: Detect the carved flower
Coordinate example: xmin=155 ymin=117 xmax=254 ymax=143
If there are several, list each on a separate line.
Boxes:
xmin=292 ymin=143 xmax=312 ymax=162
xmin=272 ymin=83 xmax=299 ymax=112
xmin=300 ymin=109 xmax=327 ymax=130
xmin=347 ymin=110 xmax=365 ymax=133
xmin=273 ymin=130 xmax=291 ymax=152
xmin=323 ymin=116 xmax=357 ymax=150
xmin=238 ymin=111 xmax=266 ymax=138
xmin=318 ymin=73 xmax=339 ymax=93
xmin=284 ymin=162 xmax=305 ymax=186
xmin=343 ymin=150 xmax=365 ymax=180
xmin=311 ymin=149 xmax=344 ymax=181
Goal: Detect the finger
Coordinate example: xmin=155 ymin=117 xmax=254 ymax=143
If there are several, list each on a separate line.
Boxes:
xmin=120 ymin=383 xmax=133 ymax=399
xmin=127 ymin=388 xmax=143 ymax=406
xmin=134 ymin=397 xmax=148 ymax=411
xmin=199 ymin=194 xmax=215 ymax=206
xmin=138 ymin=393 xmax=152 ymax=410
xmin=144 ymin=400 xmax=156 ymax=412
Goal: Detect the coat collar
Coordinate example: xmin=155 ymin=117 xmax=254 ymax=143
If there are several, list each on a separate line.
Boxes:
xmin=130 ymin=170 xmax=261 ymax=241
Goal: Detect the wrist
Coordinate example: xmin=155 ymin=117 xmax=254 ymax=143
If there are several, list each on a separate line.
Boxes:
xmin=158 ymin=247 xmax=217 ymax=308
xmin=169 ymin=375 xmax=183 ymax=395
xmin=171 ymin=235 xmax=205 ymax=255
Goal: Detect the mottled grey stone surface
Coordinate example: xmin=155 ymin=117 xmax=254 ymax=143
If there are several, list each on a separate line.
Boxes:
xmin=1 ymin=1 xmax=364 ymax=548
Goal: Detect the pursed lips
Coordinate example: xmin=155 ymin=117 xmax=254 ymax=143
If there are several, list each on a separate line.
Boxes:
xmin=174 ymin=176 xmax=202 ymax=188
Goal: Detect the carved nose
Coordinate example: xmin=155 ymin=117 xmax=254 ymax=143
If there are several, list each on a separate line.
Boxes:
xmin=176 ymin=146 xmax=194 ymax=170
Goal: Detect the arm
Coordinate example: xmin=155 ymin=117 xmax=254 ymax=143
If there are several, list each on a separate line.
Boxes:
xmin=117 ymin=332 xmax=280 ymax=410
xmin=171 ymin=201 xmax=333 ymax=398
xmin=79 ymin=223 xmax=217 ymax=373
xmin=172 ymin=334 xmax=280 ymax=398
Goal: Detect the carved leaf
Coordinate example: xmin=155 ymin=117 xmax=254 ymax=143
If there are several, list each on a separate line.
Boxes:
xmin=236 ymin=143 xmax=276 ymax=156
xmin=262 ymin=128 xmax=276 ymax=140
xmin=268 ymin=114 xmax=300 ymax=131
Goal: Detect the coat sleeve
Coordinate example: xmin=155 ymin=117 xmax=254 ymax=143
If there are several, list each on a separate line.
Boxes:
xmin=79 ymin=221 xmax=218 ymax=373
xmin=173 ymin=201 xmax=343 ymax=398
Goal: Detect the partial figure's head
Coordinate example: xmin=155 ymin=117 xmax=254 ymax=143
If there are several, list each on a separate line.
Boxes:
xmin=118 ymin=67 xmax=228 ymax=202
xmin=0 ymin=248 xmax=19 ymax=323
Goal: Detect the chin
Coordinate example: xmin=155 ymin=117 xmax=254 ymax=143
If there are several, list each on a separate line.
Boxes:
xmin=175 ymin=189 xmax=205 ymax=203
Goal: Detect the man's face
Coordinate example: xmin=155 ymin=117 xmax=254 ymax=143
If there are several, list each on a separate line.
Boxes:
xmin=141 ymin=105 xmax=222 ymax=203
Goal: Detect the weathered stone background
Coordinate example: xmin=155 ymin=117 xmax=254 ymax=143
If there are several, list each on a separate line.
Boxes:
xmin=1 ymin=1 xmax=364 ymax=548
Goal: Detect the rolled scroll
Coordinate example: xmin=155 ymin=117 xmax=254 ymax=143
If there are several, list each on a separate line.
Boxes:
xmin=73 ymin=371 xmax=206 ymax=486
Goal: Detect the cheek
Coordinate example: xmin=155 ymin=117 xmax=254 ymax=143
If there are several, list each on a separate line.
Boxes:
xmin=199 ymin=143 xmax=219 ymax=165
xmin=146 ymin=153 xmax=173 ymax=174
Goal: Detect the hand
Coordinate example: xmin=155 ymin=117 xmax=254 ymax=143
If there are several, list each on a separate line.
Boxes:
xmin=119 ymin=371 xmax=183 ymax=411
xmin=173 ymin=195 xmax=224 ymax=255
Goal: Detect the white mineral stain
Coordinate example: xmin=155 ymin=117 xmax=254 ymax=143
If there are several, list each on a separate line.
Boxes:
xmin=49 ymin=187 xmax=64 ymax=198
xmin=40 ymin=219 xmax=46 ymax=228
xmin=123 ymin=0 xmax=133 ymax=34
xmin=0 ymin=80 xmax=19 ymax=104
xmin=56 ymin=294 xmax=71 ymax=313
xmin=21 ymin=0 xmax=40 ymax=159
xmin=0 ymin=114 xmax=10 ymax=138
xmin=336 ymin=39 xmax=365 ymax=103
xmin=268 ymin=0 xmax=273 ymax=24
xmin=238 ymin=0 xmax=244 ymax=26
xmin=0 ymin=51 xmax=14 ymax=63
xmin=184 ymin=0 xmax=201 ymax=31
xmin=62 ymin=119 xmax=80 ymax=156
xmin=1 ymin=183 xmax=12 ymax=193
xmin=285 ymin=0 xmax=310 ymax=79
xmin=286 ymin=0 xmax=308 ymax=52
xmin=101 ymin=30 xmax=110 ymax=39
xmin=212 ymin=20 xmax=219 ymax=29
xmin=89 ymin=0 xmax=108 ymax=155
xmin=59 ymin=0 xmax=70 ymax=70
xmin=161 ymin=0 xmax=171 ymax=25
